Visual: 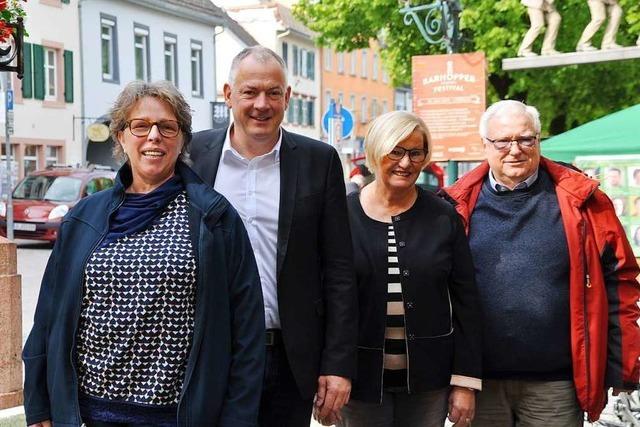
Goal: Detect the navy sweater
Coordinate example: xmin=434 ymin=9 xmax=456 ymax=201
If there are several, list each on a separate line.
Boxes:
xmin=469 ymin=169 xmax=572 ymax=380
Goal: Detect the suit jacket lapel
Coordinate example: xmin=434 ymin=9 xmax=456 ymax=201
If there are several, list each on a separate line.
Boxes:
xmin=277 ymin=129 xmax=298 ymax=278
xmin=199 ymin=129 xmax=226 ymax=185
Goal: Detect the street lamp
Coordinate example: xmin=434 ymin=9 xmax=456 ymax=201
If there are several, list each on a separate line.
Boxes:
xmin=399 ymin=0 xmax=463 ymax=185
xmin=399 ymin=0 xmax=462 ymax=54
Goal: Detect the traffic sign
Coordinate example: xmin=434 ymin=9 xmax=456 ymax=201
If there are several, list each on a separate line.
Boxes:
xmin=322 ymin=101 xmax=354 ymax=139
xmin=6 ymin=89 xmax=13 ymax=110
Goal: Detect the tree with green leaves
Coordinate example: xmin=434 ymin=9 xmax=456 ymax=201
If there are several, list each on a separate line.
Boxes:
xmin=294 ymin=0 xmax=640 ymax=135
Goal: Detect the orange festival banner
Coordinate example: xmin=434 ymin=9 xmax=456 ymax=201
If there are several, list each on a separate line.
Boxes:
xmin=412 ymin=52 xmax=487 ymax=161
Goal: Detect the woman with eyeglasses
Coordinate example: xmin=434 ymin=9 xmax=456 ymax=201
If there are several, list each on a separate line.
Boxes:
xmin=23 ymin=81 xmax=265 ymax=427
xmin=325 ymin=111 xmax=482 ymax=427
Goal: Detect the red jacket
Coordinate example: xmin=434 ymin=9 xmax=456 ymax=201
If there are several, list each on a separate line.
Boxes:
xmin=441 ymin=157 xmax=640 ymax=421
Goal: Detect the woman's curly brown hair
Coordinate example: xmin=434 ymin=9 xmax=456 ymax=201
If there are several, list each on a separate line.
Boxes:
xmin=109 ymin=80 xmax=193 ymax=162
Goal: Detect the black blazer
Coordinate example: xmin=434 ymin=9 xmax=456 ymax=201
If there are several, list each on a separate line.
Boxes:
xmin=346 ymin=187 xmax=482 ymax=402
xmin=190 ymin=128 xmax=358 ymax=398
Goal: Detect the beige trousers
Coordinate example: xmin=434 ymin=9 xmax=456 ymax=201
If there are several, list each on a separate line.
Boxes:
xmin=519 ymin=2 xmax=561 ymax=54
xmin=577 ymin=0 xmax=622 ymax=47
xmin=472 ymin=379 xmax=583 ymax=427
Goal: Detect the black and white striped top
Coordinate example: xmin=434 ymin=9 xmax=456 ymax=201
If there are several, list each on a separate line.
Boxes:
xmin=383 ymin=224 xmax=407 ymax=389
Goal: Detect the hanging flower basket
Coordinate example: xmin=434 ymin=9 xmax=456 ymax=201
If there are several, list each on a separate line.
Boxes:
xmin=0 ymin=0 xmax=26 ymax=43
xmin=0 ymin=0 xmax=26 ymax=77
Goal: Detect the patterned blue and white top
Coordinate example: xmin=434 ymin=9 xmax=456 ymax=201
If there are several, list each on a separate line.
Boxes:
xmin=76 ymin=192 xmax=196 ymax=421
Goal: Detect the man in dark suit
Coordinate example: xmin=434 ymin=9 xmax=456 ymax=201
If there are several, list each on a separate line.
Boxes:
xmin=190 ymin=46 xmax=357 ymax=426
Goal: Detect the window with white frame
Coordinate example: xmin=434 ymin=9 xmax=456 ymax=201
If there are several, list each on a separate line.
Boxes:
xmin=371 ymin=99 xmax=378 ymax=118
xmin=337 ymin=52 xmax=344 ymax=74
xmin=307 ymin=50 xmax=315 ymax=80
xmin=350 ymin=94 xmax=356 ymax=112
xmin=350 ymin=51 xmax=357 ymax=75
xmin=302 ymin=99 xmax=309 ymax=126
xmin=164 ymin=34 xmax=178 ymax=86
xmin=307 ymin=99 xmax=315 ymax=126
xmin=382 ymin=69 xmax=389 ymax=84
xmin=361 ymin=50 xmax=368 ymax=78
xmin=297 ymin=49 xmax=315 ymax=80
xmin=395 ymin=91 xmax=404 ymax=111
xmin=45 ymin=146 xmax=59 ymax=167
xmin=287 ymin=96 xmax=294 ymax=123
xmin=289 ymin=98 xmax=300 ymax=125
xmin=282 ymin=42 xmax=288 ymax=68
xmin=372 ymin=53 xmax=378 ymax=81
xmin=101 ymin=16 xmax=117 ymax=81
xmin=360 ymin=96 xmax=367 ymax=123
xmin=44 ymin=48 xmax=57 ymax=100
xmin=24 ymin=145 xmax=39 ymax=175
xmin=296 ymin=98 xmax=304 ymax=125
xmin=300 ymin=48 xmax=308 ymax=78
xmin=1 ymin=143 xmax=14 ymax=162
xmin=338 ymin=92 xmax=344 ymax=106
xmin=325 ymin=90 xmax=331 ymax=112
xmin=324 ymin=47 xmax=332 ymax=71
xmin=134 ymin=25 xmax=150 ymax=81
xmin=382 ymin=100 xmax=388 ymax=114
xmin=191 ymin=41 xmax=203 ymax=97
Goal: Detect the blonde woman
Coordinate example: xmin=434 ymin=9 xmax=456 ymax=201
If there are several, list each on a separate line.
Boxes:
xmin=334 ymin=111 xmax=482 ymax=427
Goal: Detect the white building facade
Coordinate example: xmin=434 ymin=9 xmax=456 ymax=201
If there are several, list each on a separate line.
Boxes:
xmin=79 ymin=0 xmax=224 ymax=166
xmin=215 ymin=15 xmax=258 ymax=100
xmin=5 ymin=0 xmax=82 ymax=179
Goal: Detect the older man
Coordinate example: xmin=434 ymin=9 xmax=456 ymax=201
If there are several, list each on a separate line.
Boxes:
xmin=441 ymin=100 xmax=640 ymax=425
xmin=189 ymin=46 xmax=357 ymax=426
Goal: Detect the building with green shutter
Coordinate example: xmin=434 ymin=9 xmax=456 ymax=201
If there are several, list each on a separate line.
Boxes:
xmin=6 ymin=0 xmax=80 ymax=179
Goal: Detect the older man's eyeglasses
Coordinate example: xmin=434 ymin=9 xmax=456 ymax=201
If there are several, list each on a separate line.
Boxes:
xmin=387 ymin=147 xmax=427 ymax=163
xmin=484 ymin=135 xmax=538 ymax=151
xmin=126 ymin=119 xmax=181 ymax=138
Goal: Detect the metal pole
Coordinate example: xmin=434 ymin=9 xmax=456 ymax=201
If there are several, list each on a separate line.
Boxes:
xmin=3 ymin=72 xmax=14 ymax=240
xmin=447 ymin=159 xmax=458 ymax=186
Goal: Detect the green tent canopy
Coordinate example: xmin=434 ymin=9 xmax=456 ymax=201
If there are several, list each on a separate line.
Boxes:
xmin=541 ymin=104 xmax=640 ymax=163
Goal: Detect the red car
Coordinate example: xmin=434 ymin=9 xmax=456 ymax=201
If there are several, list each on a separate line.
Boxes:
xmin=0 ymin=165 xmax=116 ymax=242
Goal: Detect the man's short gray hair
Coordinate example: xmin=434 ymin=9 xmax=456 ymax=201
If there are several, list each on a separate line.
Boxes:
xmin=479 ymin=100 xmax=541 ymax=138
xmin=228 ymin=46 xmax=288 ymax=85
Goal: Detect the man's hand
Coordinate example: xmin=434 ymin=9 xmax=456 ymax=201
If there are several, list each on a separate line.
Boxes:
xmin=313 ymin=404 xmax=340 ymax=426
xmin=448 ymin=386 xmax=476 ymax=427
xmin=29 ymin=421 xmax=52 ymax=427
xmin=314 ymin=375 xmax=351 ymax=422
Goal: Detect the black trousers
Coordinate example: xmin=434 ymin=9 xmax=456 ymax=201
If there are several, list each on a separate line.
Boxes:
xmin=259 ymin=330 xmax=314 ymax=427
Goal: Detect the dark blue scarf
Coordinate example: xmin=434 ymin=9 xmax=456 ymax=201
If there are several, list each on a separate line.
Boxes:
xmin=101 ymin=174 xmax=184 ymax=248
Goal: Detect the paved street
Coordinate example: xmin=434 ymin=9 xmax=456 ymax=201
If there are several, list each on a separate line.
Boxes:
xmin=16 ymin=239 xmax=52 ymax=346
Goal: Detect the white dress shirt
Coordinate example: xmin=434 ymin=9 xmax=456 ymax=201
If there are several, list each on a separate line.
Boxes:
xmin=214 ymin=126 xmax=282 ymax=328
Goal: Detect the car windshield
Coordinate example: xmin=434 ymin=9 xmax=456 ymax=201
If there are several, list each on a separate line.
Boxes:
xmin=13 ymin=175 xmax=82 ymax=202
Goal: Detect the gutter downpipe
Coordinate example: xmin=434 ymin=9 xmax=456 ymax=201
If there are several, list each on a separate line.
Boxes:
xmin=78 ymin=0 xmax=87 ymax=166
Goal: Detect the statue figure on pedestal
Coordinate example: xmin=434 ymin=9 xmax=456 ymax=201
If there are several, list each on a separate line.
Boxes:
xmin=576 ymin=0 xmax=623 ymax=51
xmin=518 ymin=0 xmax=562 ymax=57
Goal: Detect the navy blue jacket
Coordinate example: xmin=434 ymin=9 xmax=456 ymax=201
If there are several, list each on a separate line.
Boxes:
xmin=23 ymin=161 xmax=265 ymax=427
